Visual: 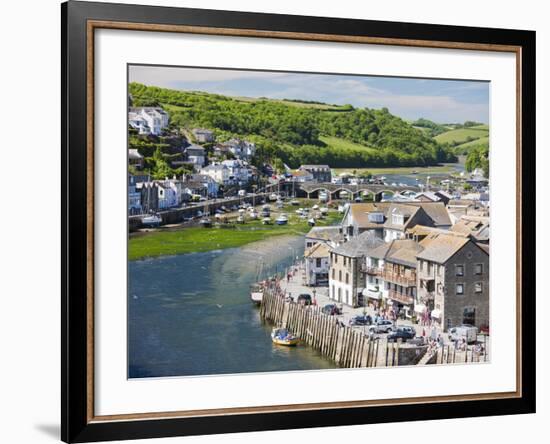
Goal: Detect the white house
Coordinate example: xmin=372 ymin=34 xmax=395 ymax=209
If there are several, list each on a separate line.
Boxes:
xmin=157 ymin=182 xmax=178 ymax=209
xmin=200 ymin=163 xmax=231 ymax=185
xmin=304 ymin=243 xmax=330 ymax=287
xmin=128 ymin=107 xmax=169 ymax=135
xmin=221 ymin=159 xmax=250 ymax=185
xmin=223 ymin=138 xmax=256 ymax=160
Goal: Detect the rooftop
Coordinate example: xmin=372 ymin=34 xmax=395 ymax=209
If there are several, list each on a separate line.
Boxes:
xmin=304 ymin=242 xmax=331 ymax=259
xmin=417 ymin=233 xmax=472 ymax=264
xmin=331 ymin=231 xmax=385 ymax=258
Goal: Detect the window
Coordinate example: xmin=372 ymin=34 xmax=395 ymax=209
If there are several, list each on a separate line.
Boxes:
xmin=475 ymin=263 xmax=483 ymax=275
xmin=475 ymin=282 xmax=483 ymax=293
xmin=334 ymin=255 xmax=338 ymax=264
xmin=455 ymin=264 xmax=464 ymax=276
xmin=332 ymin=285 xmax=335 ymax=299
xmin=316 ymin=258 xmax=322 ymax=268
xmin=339 ymin=270 xmax=342 ymax=281
xmin=427 ymin=262 xmax=432 ymax=274
xmin=456 ymin=284 xmax=464 ymax=295
xmin=463 ymin=307 xmax=476 ymax=325
xmin=419 ymin=261 xmax=423 ymax=271
xmin=345 ymin=273 xmax=349 ymax=284
xmin=332 ymin=269 xmax=335 ymax=279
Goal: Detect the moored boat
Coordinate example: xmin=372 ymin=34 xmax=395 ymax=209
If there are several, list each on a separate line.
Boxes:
xmin=308 ymin=217 xmax=316 ymax=226
xmin=250 ymin=284 xmax=264 ymax=305
xmin=275 ymin=213 xmax=288 ymax=225
xmin=262 ymin=217 xmax=271 ymax=225
xmin=271 ymin=328 xmax=299 ymax=346
xmin=199 ymin=217 xmax=212 ymax=228
xmin=141 ymin=214 xmax=162 ymax=227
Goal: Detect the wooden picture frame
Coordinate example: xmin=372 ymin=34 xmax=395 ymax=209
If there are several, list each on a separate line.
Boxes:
xmin=62 ymin=1 xmax=536 ymax=442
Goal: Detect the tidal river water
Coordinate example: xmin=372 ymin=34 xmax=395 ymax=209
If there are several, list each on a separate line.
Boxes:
xmin=128 ymin=235 xmax=336 ymax=378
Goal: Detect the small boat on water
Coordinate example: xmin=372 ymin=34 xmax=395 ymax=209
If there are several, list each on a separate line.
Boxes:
xmin=141 ymin=214 xmax=162 ymax=227
xmin=275 ymin=213 xmax=288 ymax=225
xmin=250 ymin=284 xmax=264 ymax=305
xmin=199 ymin=217 xmax=212 ymax=228
xmin=271 ymin=328 xmax=299 ymax=346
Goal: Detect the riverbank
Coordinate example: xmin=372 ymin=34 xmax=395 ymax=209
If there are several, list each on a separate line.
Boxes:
xmin=129 ymin=201 xmax=341 ymax=260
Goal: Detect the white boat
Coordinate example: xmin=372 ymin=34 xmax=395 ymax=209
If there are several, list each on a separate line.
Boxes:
xmin=269 ymin=193 xmax=279 ymax=201
xmin=237 ymin=215 xmax=245 ymax=224
xmin=262 ymin=217 xmax=271 ymax=225
xmin=320 ymin=207 xmax=329 ymax=215
xmin=312 ymin=204 xmax=319 ymax=210
xmin=250 ymin=284 xmax=264 ymax=305
xmin=275 ymin=214 xmax=288 ymax=225
xmin=249 ymin=211 xmax=258 ymax=220
xmin=141 ymin=214 xmax=162 ymax=227
xmin=290 ymin=199 xmax=300 ymax=206
xmin=275 ymin=200 xmax=284 ymax=208
xmin=308 ymin=218 xmax=316 ymax=226
xmin=199 ymin=217 xmax=212 ymax=228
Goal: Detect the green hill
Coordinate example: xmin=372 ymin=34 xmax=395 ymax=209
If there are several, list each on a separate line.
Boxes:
xmin=129 ymin=82 xmax=458 ymax=169
xmin=434 ymin=127 xmax=489 ymax=145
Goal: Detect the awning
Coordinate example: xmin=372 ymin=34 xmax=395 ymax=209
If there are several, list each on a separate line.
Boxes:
xmin=414 ymin=304 xmax=426 ymax=313
xmin=362 ymin=288 xmax=381 ymax=299
xmin=431 ymin=309 xmax=442 ymax=318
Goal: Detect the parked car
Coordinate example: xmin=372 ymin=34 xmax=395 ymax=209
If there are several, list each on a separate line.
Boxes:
xmin=368 ymin=319 xmax=394 ymax=334
xmin=387 ymin=326 xmax=416 ymax=342
xmin=449 ymin=325 xmax=478 ymax=344
xmin=321 ymin=304 xmax=341 ymax=316
xmin=349 ymin=315 xmax=372 ymax=326
xmin=297 ymin=294 xmax=312 ymax=306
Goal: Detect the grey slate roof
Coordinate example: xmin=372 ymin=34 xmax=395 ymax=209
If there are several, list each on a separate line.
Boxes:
xmin=331 ymin=231 xmax=385 ymax=258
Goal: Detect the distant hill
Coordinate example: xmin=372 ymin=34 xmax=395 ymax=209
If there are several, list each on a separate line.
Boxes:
xmin=129 ymin=82 xmax=459 ymax=169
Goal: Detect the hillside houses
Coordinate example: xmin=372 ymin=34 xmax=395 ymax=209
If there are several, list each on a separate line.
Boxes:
xmin=192 ymin=128 xmax=215 ymax=143
xmin=299 ymin=164 xmax=332 ymax=183
xmin=129 ymin=107 xmax=169 ymax=135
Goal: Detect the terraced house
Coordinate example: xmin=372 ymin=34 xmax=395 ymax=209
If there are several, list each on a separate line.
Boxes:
xmin=328 ymin=232 xmax=384 ymax=307
xmin=416 ymin=232 xmax=489 ymax=331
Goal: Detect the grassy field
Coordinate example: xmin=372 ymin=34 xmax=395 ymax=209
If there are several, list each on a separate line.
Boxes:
xmin=129 ymin=202 xmax=342 ymax=260
xmin=434 ymin=128 xmax=489 ymax=145
xmin=332 ymin=165 xmax=455 ymax=175
xmin=319 ymin=136 xmax=376 ymax=152
xmin=454 ymin=136 xmax=490 ymax=150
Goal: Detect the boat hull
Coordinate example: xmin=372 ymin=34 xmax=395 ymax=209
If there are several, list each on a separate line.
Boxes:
xmin=271 ymin=337 xmax=300 ymax=346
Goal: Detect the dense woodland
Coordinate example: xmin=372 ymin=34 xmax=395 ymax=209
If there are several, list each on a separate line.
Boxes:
xmin=129 ymin=83 xmax=461 ymax=171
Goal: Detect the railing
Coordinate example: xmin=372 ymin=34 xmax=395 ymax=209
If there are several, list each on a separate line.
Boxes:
xmin=361 ymin=265 xmax=381 ymax=275
xmin=388 ymin=289 xmax=414 ymax=305
xmin=381 ymin=270 xmax=417 ymax=287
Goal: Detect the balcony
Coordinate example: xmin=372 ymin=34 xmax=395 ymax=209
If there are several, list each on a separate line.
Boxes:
xmin=388 ymin=289 xmax=414 ymax=305
xmin=381 ymin=270 xmax=417 ymax=287
xmin=361 ymin=265 xmax=381 ymax=275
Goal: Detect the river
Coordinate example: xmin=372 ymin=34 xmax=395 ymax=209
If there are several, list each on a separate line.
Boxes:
xmin=379 ymin=162 xmax=466 ymax=187
xmin=128 ymin=235 xmax=337 ymax=378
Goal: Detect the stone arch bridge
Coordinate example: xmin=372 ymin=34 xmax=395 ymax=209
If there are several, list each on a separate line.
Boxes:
xmin=296 ymin=182 xmax=420 ymax=201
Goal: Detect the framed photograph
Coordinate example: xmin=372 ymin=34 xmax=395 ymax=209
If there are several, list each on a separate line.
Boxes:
xmin=62 ymin=1 xmax=536 ymax=442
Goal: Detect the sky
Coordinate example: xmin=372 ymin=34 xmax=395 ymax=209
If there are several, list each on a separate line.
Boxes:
xmin=129 ymin=65 xmax=489 ymax=124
